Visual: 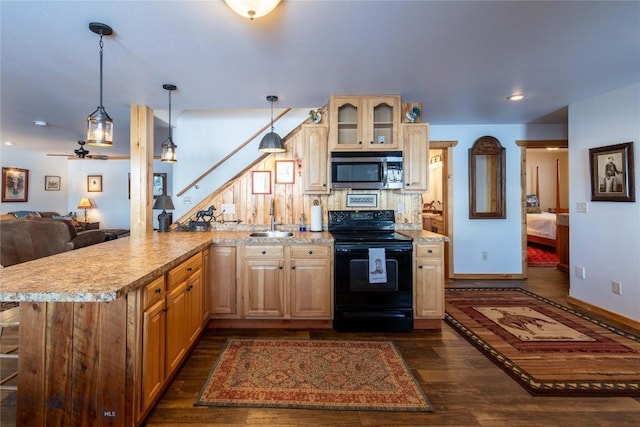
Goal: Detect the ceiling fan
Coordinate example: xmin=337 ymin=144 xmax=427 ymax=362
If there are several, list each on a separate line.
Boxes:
xmin=47 ymin=140 xmax=109 ymax=160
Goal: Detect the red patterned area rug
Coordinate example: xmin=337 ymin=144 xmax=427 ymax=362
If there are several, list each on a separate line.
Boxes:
xmin=527 ymin=245 xmax=559 ymax=267
xmin=445 ymin=288 xmax=640 ymax=396
xmin=195 ymin=338 xmax=433 ymax=412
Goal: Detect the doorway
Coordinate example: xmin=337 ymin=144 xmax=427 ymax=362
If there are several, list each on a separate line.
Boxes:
xmin=424 ymin=141 xmax=456 ymax=278
xmin=517 ymin=140 xmax=568 ymax=279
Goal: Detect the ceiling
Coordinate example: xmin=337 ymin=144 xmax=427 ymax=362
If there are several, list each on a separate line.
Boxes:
xmin=1 ymin=1 xmax=639 ymax=157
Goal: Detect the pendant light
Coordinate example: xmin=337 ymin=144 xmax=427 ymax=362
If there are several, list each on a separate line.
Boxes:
xmin=259 ymin=95 xmax=285 ymax=153
xmin=87 ymin=22 xmax=114 ymax=147
xmin=161 ymin=84 xmax=178 ymax=163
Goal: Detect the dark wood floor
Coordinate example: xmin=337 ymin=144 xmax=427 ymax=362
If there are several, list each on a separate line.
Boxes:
xmin=144 ymin=268 xmax=640 ymax=427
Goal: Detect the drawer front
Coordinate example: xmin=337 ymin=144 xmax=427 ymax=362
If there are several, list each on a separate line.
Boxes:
xmin=289 ymin=245 xmax=331 ymax=259
xmin=244 ymin=245 xmax=284 ymax=259
xmin=168 ymin=252 xmax=202 ymax=290
xmin=416 ymin=244 xmax=442 ymax=258
xmin=143 ymin=276 xmax=165 ymax=310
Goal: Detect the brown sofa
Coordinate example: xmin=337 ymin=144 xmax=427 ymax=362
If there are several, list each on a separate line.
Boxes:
xmin=0 ymin=217 xmax=106 ymax=267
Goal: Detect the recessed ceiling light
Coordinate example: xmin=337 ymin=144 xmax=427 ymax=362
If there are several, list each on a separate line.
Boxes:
xmin=34 ymin=120 xmax=48 ymax=126
xmin=4 ymin=141 xmax=15 ymax=146
xmin=507 ymin=94 xmax=525 ymax=101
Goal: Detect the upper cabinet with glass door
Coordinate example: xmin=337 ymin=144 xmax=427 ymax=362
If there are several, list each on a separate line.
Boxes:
xmin=329 ymin=95 xmax=401 ymax=151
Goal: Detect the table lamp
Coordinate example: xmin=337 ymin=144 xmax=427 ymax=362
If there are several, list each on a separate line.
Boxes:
xmin=153 ymin=195 xmax=175 ymax=232
xmin=77 ymin=198 xmax=94 ymax=223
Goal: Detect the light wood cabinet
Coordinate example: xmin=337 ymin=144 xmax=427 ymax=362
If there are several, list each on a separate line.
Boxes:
xmin=401 ymin=123 xmax=429 ymax=192
xmin=140 ymin=276 xmax=166 ymax=416
xmin=303 ymin=124 xmax=330 ymax=194
xmin=240 ymin=243 xmax=333 ymax=319
xmin=208 ymin=246 xmax=238 ymax=318
xmin=289 ymin=245 xmax=332 ymax=318
xmin=165 ymin=252 xmax=203 ymax=376
xmin=329 ymin=95 xmax=401 ymax=151
xmin=243 ymin=246 xmax=285 ymax=318
xmin=165 ymin=280 xmax=188 ymax=375
xmin=414 ymin=243 xmax=444 ymax=319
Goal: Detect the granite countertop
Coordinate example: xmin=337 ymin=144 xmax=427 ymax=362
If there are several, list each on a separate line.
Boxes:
xmin=0 ymin=228 xmax=443 ymax=303
xmin=399 ymin=229 xmax=449 ymax=242
xmin=0 ymin=229 xmax=334 ymax=302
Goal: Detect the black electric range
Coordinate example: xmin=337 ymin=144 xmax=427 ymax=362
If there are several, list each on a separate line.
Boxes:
xmin=329 ymin=210 xmax=414 ymax=332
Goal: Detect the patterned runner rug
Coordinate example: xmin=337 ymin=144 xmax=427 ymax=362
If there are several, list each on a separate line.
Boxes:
xmin=445 ymin=288 xmax=640 ymax=396
xmin=195 ymin=338 xmax=433 ymax=412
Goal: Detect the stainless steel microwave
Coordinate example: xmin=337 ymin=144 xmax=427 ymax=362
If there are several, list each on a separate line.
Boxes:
xmin=330 ymin=151 xmax=403 ymax=190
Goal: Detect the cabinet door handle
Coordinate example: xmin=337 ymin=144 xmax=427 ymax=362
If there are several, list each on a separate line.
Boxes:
xmin=262 ymin=251 xmax=266 ymax=255
xmin=187 ymin=267 xmax=193 ymax=272
xmin=428 ymin=249 xmax=433 ymax=254
xmin=155 ymin=288 xmax=161 ymax=294
xmin=418 ymin=265 xmax=423 ymax=269
xmin=279 ymin=266 xmax=283 ymax=270
xmin=308 ymin=250 xmax=313 ymax=255
xmin=358 ymin=141 xmax=362 ymax=145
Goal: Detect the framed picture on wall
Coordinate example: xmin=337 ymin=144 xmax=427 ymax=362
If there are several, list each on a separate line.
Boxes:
xmin=251 ymin=171 xmax=271 ymax=194
xmin=589 ymin=142 xmax=635 ymax=202
xmin=153 ymin=173 xmax=167 ymax=198
xmin=275 ymin=160 xmax=295 ymax=184
xmin=45 ymin=175 xmax=61 ymax=191
xmin=2 ymin=167 xmax=29 ymax=202
xmin=87 ymin=175 xmax=102 ymax=192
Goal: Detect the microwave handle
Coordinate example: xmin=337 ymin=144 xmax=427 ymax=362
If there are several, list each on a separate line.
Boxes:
xmin=382 ymin=160 xmax=389 ymax=187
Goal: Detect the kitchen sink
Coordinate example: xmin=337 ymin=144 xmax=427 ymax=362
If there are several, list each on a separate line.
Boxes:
xmin=248 ymin=231 xmax=294 ymax=238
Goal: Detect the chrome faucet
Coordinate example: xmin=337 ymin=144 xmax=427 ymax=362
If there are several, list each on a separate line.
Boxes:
xmin=270 ymin=199 xmax=276 ymax=231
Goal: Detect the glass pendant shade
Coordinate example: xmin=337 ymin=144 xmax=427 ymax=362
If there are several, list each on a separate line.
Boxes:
xmin=259 ymin=95 xmax=285 ymax=153
xmin=87 ymin=22 xmax=114 ymax=147
xmin=161 ymin=138 xmax=178 ymax=163
xmin=224 ymin=0 xmax=281 ymax=20
xmin=87 ymin=106 xmax=113 ymax=146
xmin=161 ymin=83 xmax=178 ymax=163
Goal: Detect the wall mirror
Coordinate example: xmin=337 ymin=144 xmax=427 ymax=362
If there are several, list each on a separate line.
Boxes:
xmin=469 ymin=136 xmax=505 ymax=219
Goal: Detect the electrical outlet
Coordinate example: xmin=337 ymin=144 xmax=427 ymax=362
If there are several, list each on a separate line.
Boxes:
xmin=397 ymin=203 xmax=404 ymax=213
xmin=482 ymin=251 xmax=488 ymax=261
xmin=183 ymin=196 xmax=191 ymax=205
xmin=222 ymin=204 xmax=235 ymax=214
xmin=575 ymin=266 xmax=586 ymax=279
xmin=611 ymin=281 xmax=622 ymax=295
xmin=576 ymin=202 xmax=588 ymax=213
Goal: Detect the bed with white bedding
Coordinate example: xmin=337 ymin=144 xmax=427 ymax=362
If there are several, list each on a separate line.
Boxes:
xmin=526 ymin=212 xmax=557 ymax=249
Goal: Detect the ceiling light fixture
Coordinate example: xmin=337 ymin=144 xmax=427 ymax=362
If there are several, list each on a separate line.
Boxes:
xmin=507 ymin=94 xmax=525 ymax=101
xmin=224 ymin=0 xmax=281 ymax=20
xmin=87 ymin=22 xmax=114 ymax=147
xmin=259 ymin=95 xmax=285 ymax=153
xmin=161 ymin=84 xmax=178 ymax=163
xmin=34 ymin=120 xmax=48 ymax=127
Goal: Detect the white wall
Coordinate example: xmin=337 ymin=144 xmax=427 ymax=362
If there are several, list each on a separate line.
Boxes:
xmin=429 ymin=124 xmax=567 ymax=274
xmin=568 ymin=83 xmax=640 ymax=322
xmin=0 ymin=149 xmax=68 ymax=214
xmin=66 ymin=159 xmax=174 ymax=229
xmin=0 ymin=147 xmax=173 ymax=229
xmin=171 ymin=108 xmax=310 ymax=221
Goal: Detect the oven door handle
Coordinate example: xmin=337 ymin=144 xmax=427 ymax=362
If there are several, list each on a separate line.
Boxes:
xmin=335 ymin=246 xmax=413 ymax=253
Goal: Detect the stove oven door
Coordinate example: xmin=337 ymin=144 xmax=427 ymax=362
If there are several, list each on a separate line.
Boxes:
xmin=333 ymin=242 xmax=413 ymax=331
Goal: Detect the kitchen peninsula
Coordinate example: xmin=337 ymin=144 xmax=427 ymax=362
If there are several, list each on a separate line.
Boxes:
xmin=0 ymin=228 xmax=446 ymax=426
